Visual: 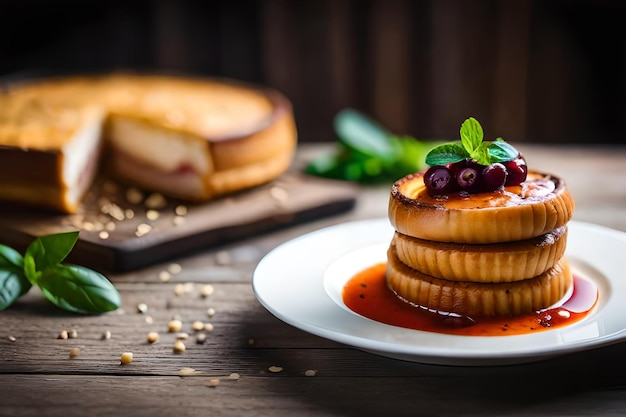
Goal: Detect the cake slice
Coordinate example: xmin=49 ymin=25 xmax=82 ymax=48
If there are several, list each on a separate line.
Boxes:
xmin=0 ymin=95 xmax=105 ymax=213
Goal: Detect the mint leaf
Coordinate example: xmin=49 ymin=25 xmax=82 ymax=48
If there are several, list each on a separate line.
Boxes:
xmin=488 ymin=139 xmax=519 ymax=162
xmin=334 ymin=109 xmax=395 ymax=161
xmin=0 ymin=245 xmax=30 ymax=310
xmin=460 ymin=117 xmax=483 ymax=154
xmin=37 ymin=264 xmax=121 ymax=314
xmin=425 ymin=142 xmax=468 ymax=165
xmin=306 ymin=109 xmax=437 ymax=184
xmin=25 ymin=231 xmax=79 ymax=273
xmin=469 ymin=141 xmax=493 ymax=166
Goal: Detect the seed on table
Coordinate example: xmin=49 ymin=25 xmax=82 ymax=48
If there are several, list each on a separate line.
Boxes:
xmin=196 ymin=333 xmax=206 ymax=344
xmin=168 ymin=319 xmax=183 ymax=333
xmin=268 ymin=366 xmax=283 ymax=373
xmin=207 ymin=379 xmax=220 ymax=388
xmin=206 ymin=308 xmax=216 ymax=318
xmin=173 ymin=340 xmax=186 ymax=353
xmin=173 ymin=283 xmax=186 ymax=296
xmin=120 ymin=352 xmax=134 ymax=365
xmin=192 ymin=321 xmax=204 ymax=332
xmin=136 ymin=303 xmax=148 ymax=314
xmin=146 ymin=209 xmax=160 ymax=221
xmin=168 ymin=263 xmax=182 ymax=274
xmin=175 ymin=332 xmax=189 ymax=341
xmin=101 ymin=331 xmax=112 ymax=340
xmin=145 ymin=316 xmax=154 ymax=324
xmin=57 ymin=330 xmax=69 ymax=340
xmin=145 ymin=192 xmax=167 ymax=209
xmin=200 ymin=284 xmax=214 ymax=298
xmin=147 ymin=332 xmax=159 ymax=344
xmin=204 ymin=323 xmax=214 ymax=332
xmin=159 ymin=270 xmax=172 ymax=282
xmin=228 ymin=373 xmax=240 ymax=380
xmin=125 ymin=187 xmax=143 ymax=204
xmin=69 ymin=348 xmax=80 ymax=359
xmin=179 ymin=367 xmax=201 ymax=376
xmin=8 ymin=336 xmax=16 ymax=342
xmin=305 ymin=370 xmax=317 ymax=377
xmin=68 ymin=329 xmax=78 ymax=339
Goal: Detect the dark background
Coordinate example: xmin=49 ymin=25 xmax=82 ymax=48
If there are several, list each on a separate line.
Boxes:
xmin=1 ymin=0 xmax=625 ymax=144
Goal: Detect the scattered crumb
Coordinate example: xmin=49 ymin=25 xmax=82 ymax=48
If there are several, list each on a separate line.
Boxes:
xmin=147 ymin=332 xmax=159 ymax=344
xmin=173 ymin=340 xmax=186 ymax=353
xmin=168 ymin=319 xmax=183 ymax=333
xmin=69 ymin=348 xmax=80 ymax=359
xmin=120 ymin=352 xmax=134 ymax=365
xmin=207 ymin=379 xmax=220 ymax=388
xmin=200 ymin=284 xmax=214 ymax=298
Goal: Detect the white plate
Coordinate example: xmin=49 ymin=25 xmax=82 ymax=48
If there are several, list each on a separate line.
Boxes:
xmin=253 ymin=218 xmax=626 ymax=366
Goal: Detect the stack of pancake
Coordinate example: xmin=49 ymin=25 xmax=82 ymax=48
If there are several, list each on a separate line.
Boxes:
xmin=386 ymin=170 xmax=576 ymax=317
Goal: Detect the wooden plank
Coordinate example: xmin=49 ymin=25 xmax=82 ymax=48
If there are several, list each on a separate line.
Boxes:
xmin=0 ymin=172 xmax=357 ymax=272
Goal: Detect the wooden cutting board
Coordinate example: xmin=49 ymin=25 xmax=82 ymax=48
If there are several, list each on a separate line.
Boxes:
xmin=0 ymin=172 xmax=358 ymax=272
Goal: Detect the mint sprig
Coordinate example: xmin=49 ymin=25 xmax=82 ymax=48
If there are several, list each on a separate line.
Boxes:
xmin=305 ymin=109 xmax=438 ymax=183
xmin=0 ymin=231 xmax=121 ymax=314
xmin=425 ymin=117 xmax=518 ymax=166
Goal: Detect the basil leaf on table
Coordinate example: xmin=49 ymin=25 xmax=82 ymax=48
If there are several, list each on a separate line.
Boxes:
xmin=25 ymin=231 xmax=79 ymax=273
xmin=37 ymin=264 xmax=121 ymax=314
xmin=0 ymin=245 xmax=31 ymax=310
xmin=1 ymin=231 xmax=121 ymax=314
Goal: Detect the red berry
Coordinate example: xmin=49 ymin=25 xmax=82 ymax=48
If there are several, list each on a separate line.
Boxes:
xmin=456 ymin=166 xmax=480 ymax=190
xmin=424 ymin=166 xmax=456 ymax=195
xmin=482 ymin=163 xmax=508 ymax=190
xmin=503 ymin=155 xmax=528 ymax=186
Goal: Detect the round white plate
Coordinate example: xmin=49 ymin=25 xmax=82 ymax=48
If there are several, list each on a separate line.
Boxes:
xmin=253 ymin=218 xmax=626 ymax=366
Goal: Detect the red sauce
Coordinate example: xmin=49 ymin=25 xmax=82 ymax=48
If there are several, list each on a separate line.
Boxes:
xmin=342 ymin=263 xmax=599 ymax=336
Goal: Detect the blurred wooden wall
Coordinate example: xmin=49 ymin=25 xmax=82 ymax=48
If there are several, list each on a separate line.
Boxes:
xmin=1 ymin=0 xmax=625 ymax=144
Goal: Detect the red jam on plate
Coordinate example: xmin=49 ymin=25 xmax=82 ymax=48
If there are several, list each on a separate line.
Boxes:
xmin=342 ymin=263 xmax=598 ymax=336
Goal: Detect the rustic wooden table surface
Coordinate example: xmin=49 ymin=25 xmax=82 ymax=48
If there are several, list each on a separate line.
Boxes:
xmin=2 ymin=144 xmax=626 ymax=417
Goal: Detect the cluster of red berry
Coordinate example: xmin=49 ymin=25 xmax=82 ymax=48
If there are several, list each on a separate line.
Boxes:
xmin=424 ymin=154 xmax=528 ymax=196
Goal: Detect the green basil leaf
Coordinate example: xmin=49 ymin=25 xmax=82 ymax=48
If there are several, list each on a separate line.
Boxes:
xmin=334 ymin=109 xmax=395 ymax=160
xmin=488 ymin=139 xmax=519 ymax=162
xmin=37 ymin=264 xmax=121 ymax=314
xmin=25 ymin=231 xmax=79 ymax=272
xmin=459 ymin=117 xmax=483 ymax=154
xmin=23 ymin=253 xmax=38 ymax=285
xmin=0 ymin=245 xmax=31 ymax=310
xmin=0 ymin=269 xmax=31 ymax=311
xmin=425 ymin=142 xmax=468 ymax=166
xmin=0 ymin=244 xmax=23 ymax=269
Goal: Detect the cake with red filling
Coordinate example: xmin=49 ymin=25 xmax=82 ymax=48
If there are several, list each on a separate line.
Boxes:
xmin=386 ymin=117 xmax=575 ymax=317
xmin=0 ymin=73 xmax=297 ymax=213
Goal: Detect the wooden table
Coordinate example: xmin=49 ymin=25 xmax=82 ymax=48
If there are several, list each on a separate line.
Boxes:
xmin=2 ymin=144 xmax=626 ymax=417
